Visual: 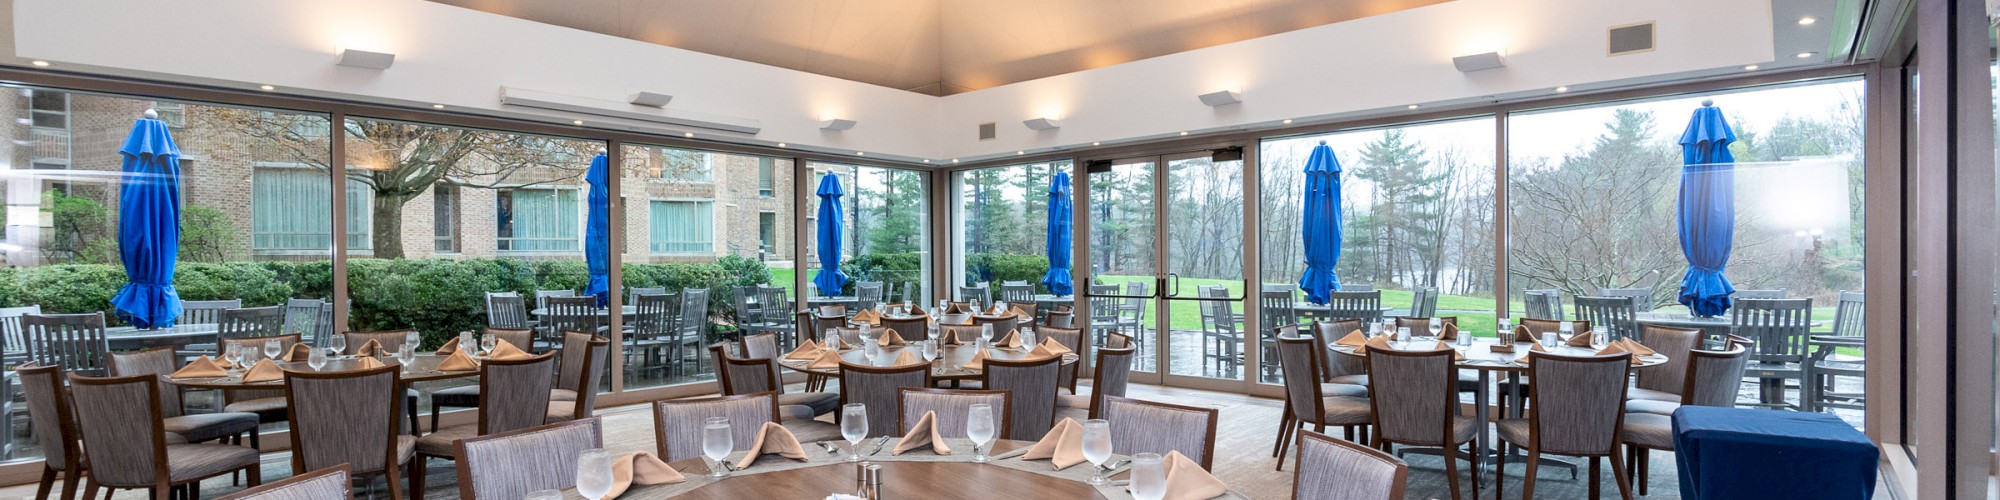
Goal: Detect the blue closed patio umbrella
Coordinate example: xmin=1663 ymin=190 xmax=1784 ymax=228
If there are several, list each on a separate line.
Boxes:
xmin=1676 ymin=101 xmax=1738 ymax=317
xmin=812 ymin=173 xmax=849 ymax=295
xmin=582 ymin=152 xmax=611 ymax=307
xmin=1039 ymin=171 xmax=1074 ymax=296
xmin=110 ymin=109 xmax=184 ymax=329
xmin=1297 ymin=141 xmax=1344 ymax=305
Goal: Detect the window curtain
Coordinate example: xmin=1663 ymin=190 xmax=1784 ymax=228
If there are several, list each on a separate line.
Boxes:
xmin=504 ymin=188 xmax=579 ymax=251
xmin=253 ymin=167 xmax=369 ymax=251
xmin=650 ymin=200 xmax=713 ymax=254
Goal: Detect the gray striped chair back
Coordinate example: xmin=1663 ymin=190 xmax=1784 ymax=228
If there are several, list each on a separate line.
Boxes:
xmin=284 ymin=365 xmax=401 ymax=475
xmin=107 ymin=347 xmax=187 ymax=417
xmin=18 ymin=364 xmax=78 ymax=471
xmin=1684 ymin=345 xmax=1751 ymax=408
xmin=739 ymin=332 xmax=785 ymax=389
xmin=653 ymin=393 xmax=777 ymax=462
xmin=480 ymin=352 xmax=557 ymax=435
xmin=1275 ymin=333 xmax=1327 ymax=423
xmin=1312 ymin=319 xmax=1365 ymax=380
xmin=23 ymin=313 xmax=109 ymax=375
xmin=218 ymin=465 xmax=349 ymax=500
xmin=67 ymin=374 xmax=168 ymax=488
xmin=485 ymin=327 xmax=536 ymax=353
xmin=881 ymin=315 xmax=931 ymax=342
xmin=840 ymin=363 xmax=931 ymax=438
xmin=1090 ymin=346 xmax=1136 ymax=418
xmin=1293 ymin=430 xmax=1408 ymax=499
xmin=1100 ymin=396 xmax=1218 ymax=469
xmin=982 ymin=356 xmax=1061 ymax=441
xmin=343 ymin=330 xmax=415 ymax=355
xmin=811 ymin=314 xmax=849 ymax=342
xmin=1526 ymin=353 xmax=1630 ymax=456
xmin=1363 ymin=347 xmax=1455 ymax=446
xmin=557 ymin=331 xmax=596 ymax=394
xmin=1633 ymin=325 xmax=1703 ymax=396
xmin=720 ymin=356 xmax=782 ymax=395
xmin=456 ymin=418 xmax=603 ymax=499
xmin=898 ymin=388 xmax=1010 ymax=438
xmin=1040 ymin=325 xmax=1083 ymax=388
xmin=939 ymin=325 xmax=982 ymax=345
xmin=970 ymin=315 xmax=1018 ymax=337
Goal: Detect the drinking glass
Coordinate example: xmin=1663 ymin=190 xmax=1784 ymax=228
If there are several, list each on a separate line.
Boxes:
xmin=967 ymin=403 xmax=996 ymax=463
xmin=1082 ymin=419 xmax=1112 ymax=485
xmin=1559 ymin=321 xmax=1575 ymax=342
xmin=480 ymin=333 xmax=497 ymax=354
xmin=263 ymin=339 xmax=282 ymax=361
xmin=921 ymin=339 xmax=939 ymax=362
xmin=859 ymin=324 xmax=874 ymax=344
xmin=1129 ymin=453 xmax=1167 ymax=500
xmin=1020 ymin=327 xmax=1036 ymax=349
xmin=1394 ymin=327 xmax=1411 ymax=349
xmin=1427 ymin=318 xmax=1443 ymax=339
xmin=223 ymin=343 xmax=243 ymax=370
xmin=397 ymin=343 xmax=416 ymax=370
xmin=459 ymin=332 xmax=476 ymax=355
xmin=841 ymin=404 xmax=868 ymax=462
xmin=306 ymin=348 xmax=328 ymax=371
xmin=329 ymin=334 xmax=347 ymax=357
xmin=980 ymin=323 xmax=994 ymax=343
xmin=575 ymin=448 xmax=613 ymax=500
xmin=702 ymin=417 xmax=733 ymax=477
xmin=902 ymin=301 xmax=912 ymax=315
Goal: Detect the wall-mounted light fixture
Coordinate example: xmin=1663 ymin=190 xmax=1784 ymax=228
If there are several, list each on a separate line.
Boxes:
xmin=627 ymin=91 xmax=673 ymax=108
xmin=819 ymin=118 xmax=858 ymax=131
xmin=1023 ymin=117 xmax=1061 ymax=130
xmin=336 ymin=49 xmax=396 ymax=70
xmin=1198 ymin=90 xmax=1242 ymax=107
xmin=1452 ymin=51 xmax=1507 ymax=72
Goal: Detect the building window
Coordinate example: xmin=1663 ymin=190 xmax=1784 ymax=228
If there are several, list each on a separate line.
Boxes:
xmin=26 ymin=89 xmax=69 ymax=168
xmin=759 ymin=211 xmax=777 ymax=256
xmin=252 ymin=164 xmax=370 ymax=252
xmin=29 ymin=89 xmax=67 ymax=129
xmin=433 ymin=184 xmax=460 ymax=253
xmin=660 ymin=149 xmax=715 ymax=183
xmin=496 ymin=187 xmax=580 ymax=252
xmin=650 ymin=199 xmax=713 ymax=254
xmin=150 ymin=101 xmax=187 ymax=128
xmin=758 ymin=158 xmax=776 ymax=197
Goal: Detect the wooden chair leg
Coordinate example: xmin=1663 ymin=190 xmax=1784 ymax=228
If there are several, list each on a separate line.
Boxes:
xmin=1637 ymin=448 xmax=1650 ymax=495
xmin=1272 ymin=401 xmax=1293 ymax=457
xmin=1609 ymin=450 xmax=1635 ymax=500
xmin=412 ymin=456 xmax=428 ymax=500
xmin=1469 ymin=440 xmax=1482 ymax=496
xmin=35 ymin=466 xmax=54 ymax=500
xmin=1521 ymin=451 xmax=1541 ymax=500
xmin=1493 ymin=443 xmax=1507 ymax=500
xmin=1589 ymin=456 xmax=1601 ymax=500
xmin=1445 ymin=440 xmax=1463 ymax=500
xmin=386 ymin=459 xmax=407 ymax=500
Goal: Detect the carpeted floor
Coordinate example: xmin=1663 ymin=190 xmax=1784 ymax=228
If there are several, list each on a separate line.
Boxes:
xmin=0 ymin=382 xmax=1697 ymax=499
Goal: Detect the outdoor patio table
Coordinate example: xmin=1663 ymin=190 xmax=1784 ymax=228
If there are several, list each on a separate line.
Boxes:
xmin=104 ymin=323 xmax=221 ymax=351
xmin=1635 ymin=313 xmax=1825 ymax=346
xmin=1672 ymin=406 xmax=1876 ymax=500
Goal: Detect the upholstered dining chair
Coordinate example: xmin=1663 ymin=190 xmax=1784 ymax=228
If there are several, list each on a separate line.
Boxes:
xmin=1273 ymin=335 xmax=1373 ymax=471
xmin=1495 ymin=352 xmax=1635 ymax=500
xmin=1311 ymin=319 xmax=1367 ymax=385
xmin=1291 ymin=429 xmax=1408 ymax=500
xmin=1363 ymin=346 xmax=1480 ymax=498
xmin=1621 ymin=343 xmax=1749 ymax=495
xmin=717 ymin=350 xmax=840 ymax=419
xmin=1625 ymin=325 xmax=1704 ymax=404
xmin=429 ymin=327 xmax=544 ymax=427
xmin=880 ymin=314 xmax=931 ymax=342
xmin=1271 ymin=326 xmax=1372 ymax=460
xmin=107 ymin=347 xmax=262 ymax=447
xmin=1105 ymin=331 xmax=1134 ymax=349
xmin=839 ymin=362 xmax=932 ymax=438
xmin=454 ymin=417 xmax=603 ymax=500
xmin=69 ymin=373 xmax=262 ymax=499
xmin=969 ymin=314 xmax=1019 ymax=338
xmin=1056 ymin=345 xmax=1134 ymax=421
xmin=1039 ymin=325 xmax=1085 ymax=394
xmin=20 ymin=364 xmax=89 ymax=500
xmin=1100 ymin=396 xmax=1219 ymax=470
xmin=810 ymin=313 xmax=850 ymax=343
xmin=216 ymin=465 xmax=350 ymax=500
xmin=980 ymin=356 xmax=1062 ymax=441
xmin=653 ymin=392 xmax=781 ymax=462
xmin=897 ymin=388 xmax=1011 ymax=438
xmin=282 ymin=363 xmax=414 ymax=499
xmin=216 ymin=334 xmax=308 ymax=426
xmin=546 ymin=333 xmax=610 ymax=423
xmin=1041 ymin=305 xmax=1075 ymax=329
xmin=432 ymin=330 xmax=592 ymax=431
xmin=411 ymin=351 xmax=556 ymax=498
xmin=22 ymin=312 xmax=110 ymax=376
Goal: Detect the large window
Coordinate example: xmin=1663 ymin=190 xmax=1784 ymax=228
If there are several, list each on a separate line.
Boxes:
xmin=495 ymin=187 xmax=581 ymax=252
xmin=649 ymin=199 xmax=714 ymax=254
xmin=1507 ymin=79 xmax=1865 ymax=425
xmin=950 ymin=160 xmax=1074 ymax=302
xmin=433 ymin=183 xmax=460 ymax=253
xmin=252 ymin=164 xmax=372 ymax=252
xmin=807 ymin=162 xmax=931 ymax=304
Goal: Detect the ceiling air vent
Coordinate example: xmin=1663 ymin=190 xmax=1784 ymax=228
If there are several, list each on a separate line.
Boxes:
xmin=1608 ymin=22 xmax=1655 ymax=56
xmin=978 ymin=122 xmax=998 ymax=141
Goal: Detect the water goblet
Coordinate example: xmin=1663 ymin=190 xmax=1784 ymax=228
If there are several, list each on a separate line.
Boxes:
xmin=306 ymin=348 xmax=328 ymax=371
xmin=575 ymin=448 xmax=613 ymax=500
xmin=1428 ymin=318 xmax=1443 ymax=339
xmin=1020 ymin=328 xmax=1036 ymax=350
xmin=480 ymin=333 xmax=497 ymax=354
xmin=1394 ymin=327 xmax=1411 ymax=349
xmin=702 ymin=417 xmax=733 ymax=477
xmin=1082 ymin=419 xmax=1112 ymax=485
xmin=967 ymin=403 xmax=996 ymax=463
xmin=329 ymin=334 xmax=347 ymax=357
xmin=263 ymin=339 xmax=282 ymax=361
xmin=223 ymin=343 xmax=243 ymax=371
xmin=841 ymin=404 xmax=869 ymax=462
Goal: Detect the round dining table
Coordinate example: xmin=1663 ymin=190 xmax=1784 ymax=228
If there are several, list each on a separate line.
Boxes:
xmin=162 ymin=354 xmax=482 ymax=389
xmin=777 ymin=342 xmax=1079 ymax=381
xmin=1329 ymin=338 xmax=1669 ymax=472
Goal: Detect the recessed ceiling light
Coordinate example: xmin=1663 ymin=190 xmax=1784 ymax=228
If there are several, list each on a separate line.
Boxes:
xmin=29 ymin=60 xmax=49 ymax=67
xmin=1795 ymin=52 xmax=1816 ymax=59
xmin=572 ymin=120 xmax=584 ymax=125
xmin=923 ymin=159 xmax=931 ymax=163
xmin=1407 ymin=104 xmax=1420 ymax=110
xmin=1743 ymin=65 xmax=1759 ymax=71
xmin=952 ymin=159 xmax=960 ymax=163
xmin=259 ymin=85 xmax=276 ymax=91
xmin=431 ymin=104 xmax=446 ymax=109
xmin=1179 ymin=131 xmax=1189 ymax=136
xmin=1554 ymin=86 xmax=1569 ymax=93
xmin=1092 ymin=142 xmax=1101 ymax=146
xmin=683 ymin=132 xmax=694 ymax=138
xmin=1016 ymin=151 xmax=1025 ymax=155
xmin=777 ymin=143 xmax=787 ymax=148
xmin=855 ymin=151 xmax=865 ymax=156
xmin=1798 ymin=17 xmax=1816 ymax=26
xmin=1282 ymin=119 xmax=1293 ymax=124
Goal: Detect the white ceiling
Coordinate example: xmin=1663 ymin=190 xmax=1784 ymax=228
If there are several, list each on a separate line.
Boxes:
xmin=426 ymin=0 xmax=1453 ymax=95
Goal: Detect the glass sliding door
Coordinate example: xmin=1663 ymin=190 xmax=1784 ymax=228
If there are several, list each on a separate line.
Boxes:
xmin=1085 ymin=158 xmax=1160 ymax=376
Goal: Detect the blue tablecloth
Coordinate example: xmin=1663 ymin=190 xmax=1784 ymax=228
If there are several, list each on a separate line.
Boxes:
xmin=1673 ymin=406 xmax=1877 ymax=500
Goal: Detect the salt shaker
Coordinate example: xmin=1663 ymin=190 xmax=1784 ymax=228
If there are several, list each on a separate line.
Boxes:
xmin=864 ymin=463 xmax=885 ymax=500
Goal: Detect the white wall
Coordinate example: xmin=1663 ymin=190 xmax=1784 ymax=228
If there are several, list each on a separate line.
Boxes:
xmin=10 ymin=0 xmax=1776 ymax=163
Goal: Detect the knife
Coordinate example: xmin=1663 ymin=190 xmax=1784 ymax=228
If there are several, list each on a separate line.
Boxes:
xmin=866 ymin=436 xmax=892 ymax=455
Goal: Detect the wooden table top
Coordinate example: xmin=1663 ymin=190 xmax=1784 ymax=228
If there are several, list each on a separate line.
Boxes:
xmin=1329 ymin=338 xmax=1668 ymax=372
xmin=162 ymin=354 xmax=479 ymax=389
xmin=777 ymin=343 xmax=1079 ymax=380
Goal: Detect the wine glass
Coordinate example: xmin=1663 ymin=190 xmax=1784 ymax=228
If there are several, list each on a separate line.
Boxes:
xmin=306 ymin=347 xmax=328 ymax=371
xmin=921 ymin=339 xmax=939 ymax=363
xmin=1082 ymin=419 xmax=1112 ymax=485
xmin=480 ymin=333 xmax=497 ymax=355
xmin=223 ymin=343 xmax=243 ymax=370
xmin=1130 ymin=452 xmax=1167 ymax=500
xmin=1427 ymin=318 xmax=1443 ymax=339
xmin=825 ymin=329 xmax=843 ymax=350
xmin=262 ymin=339 xmax=281 ymax=362
xmin=841 ymin=403 xmax=868 ymax=462
xmin=397 ymin=343 xmax=416 ymax=371
xmin=575 ymin=448 xmax=613 ymax=500
xmin=329 ymin=334 xmax=347 ymax=357
xmin=702 ymin=417 xmax=733 ymax=477
xmin=1559 ymin=321 xmax=1576 ymax=343
xmin=1394 ymin=327 xmax=1411 ymax=349
xmin=980 ymin=323 xmax=994 ymax=343
xmin=967 ymin=403 xmax=996 ymax=463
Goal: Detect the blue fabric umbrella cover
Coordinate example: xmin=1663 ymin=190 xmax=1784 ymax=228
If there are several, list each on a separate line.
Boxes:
xmin=1297 ymin=141 xmax=1344 ymax=305
xmin=110 ymin=112 xmax=185 ymax=329
xmin=812 ymin=173 xmax=849 ymax=295
xmin=1675 ymin=102 xmax=1738 ymax=317
xmin=582 ymin=152 xmax=612 ymax=307
xmin=1039 ymin=171 xmax=1074 ymax=296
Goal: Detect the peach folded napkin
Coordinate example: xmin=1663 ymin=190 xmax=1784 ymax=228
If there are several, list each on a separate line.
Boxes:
xmin=1334 ymin=330 xmax=1367 ymax=347
xmin=435 ymin=336 xmax=462 ymax=355
xmin=354 ymin=339 xmax=384 ymax=357
xmin=1358 ymin=335 xmax=1392 ymax=353
xmin=734 ymin=422 xmax=808 ymax=470
xmin=355 ymin=356 xmax=386 ymax=369
xmin=241 ymin=359 xmax=283 ymax=383
xmin=854 ymin=310 xmax=881 ymax=325
xmin=785 ymin=340 xmax=824 ymax=360
xmin=1031 ymin=337 xmax=1072 ymax=355
xmin=1513 ymin=325 xmax=1538 ymax=342
xmin=1619 ymin=338 xmax=1657 ymax=356
xmin=944 ymin=303 xmax=968 ymax=314
xmin=1565 ymin=331 xmax=1596 ymax=347
xmin=1027 ymin=343 xmax=1063 ymax=359
xmin=1529 ymin=343 xmax=1548 ymax=353
xmin=1438 ymin=323 xmax=1459 ymax=341
xmin=808 ymin=349 xmax=844 ymax=370
xmin=1595 ymin=343 xmax=1642 ymax=365
xmin=877 ymin=329 xmax=907 ymax=347
xmin=437 ymin=350 xmax=480 ymax=372
xmin=961 ymin=348 xmax=991 ymax=370
xmin=1432 ymin=341 xmax=1467 ymax=361
xmin=891 ymin=350 xmax=924 ymax=367
xmin=892 ymin=411 xmax=953 ymax=456
xmin=488 ymin=339 xmax=529 ymax=360
xmin=992 ymin=330 xmax=1021 ymax=349
xmin=606 ymin=451 xmax=683 ymax=499
xmin=1009 ymin=306 xmax=1030 ymax=319
xmin=283 ymin=343 xmax=313 ymax=362
xmin=1138 ymin=451 xmax=1229 ymax=500
xmin=171 ymin=356 xmax=229 ymax=379
xmin=937 ymin=328 xmax=964 ymax=346
xmin=1022 ymin=418 xmax=1088 ymax=470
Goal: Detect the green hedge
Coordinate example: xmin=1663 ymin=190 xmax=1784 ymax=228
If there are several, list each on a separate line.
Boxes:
xmin=838 ymin=252 xmax=925 ymax=298
xmin=962 ymin=252 xmax=1054 ymax=299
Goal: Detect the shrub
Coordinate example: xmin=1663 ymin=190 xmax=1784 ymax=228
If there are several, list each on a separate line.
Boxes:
xmin=961 ymin=253 xmax=1053 ymax=298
